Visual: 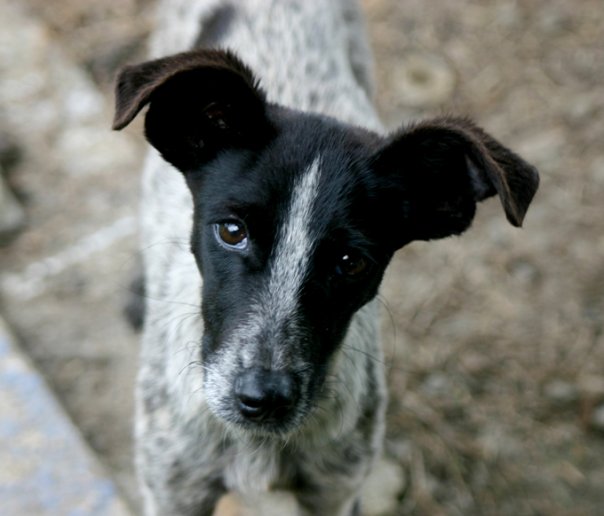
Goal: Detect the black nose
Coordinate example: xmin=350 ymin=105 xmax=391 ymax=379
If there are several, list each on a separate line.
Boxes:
xmin=234 ymin=369 xmax=298 ymax=422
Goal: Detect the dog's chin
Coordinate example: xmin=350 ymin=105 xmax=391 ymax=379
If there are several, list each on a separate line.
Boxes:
xmin=234 ymin=417 xmax=303 ymax=439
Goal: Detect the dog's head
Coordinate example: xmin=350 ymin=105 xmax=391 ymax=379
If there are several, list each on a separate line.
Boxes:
xmin=114 ymin=50 xmax=539 ymax=436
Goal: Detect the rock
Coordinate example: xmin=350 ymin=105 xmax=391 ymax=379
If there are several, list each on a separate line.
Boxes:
xmin=390 ymin=52 xmax=455 ymax=107
xmin=578 ymin=375 xmax=604 ymax=398
xmin=590 ymin=404 xmax=604 ymax=432
xmin=0 ymin=167 xmax=25 ymax=244
xmin=213 ymin=491 xmax=298 ymax=516
xmin=590 ymin=157 xmax=604 ymax=185
xmin=507 ymin=257 xmax=542 ymax=287
xmin=544 ymin=379 xmax=579 ymax=406
xmin=362 ymin=457 xmax=406 ymax=516
xmin=0 ymin=130 xmax=21 ymax=169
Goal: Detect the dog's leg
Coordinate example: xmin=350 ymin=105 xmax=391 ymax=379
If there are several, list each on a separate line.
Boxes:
xmin=136 ymin=433 xmax=226 ymax=516
xmin=350 ymin=500 xmax=362 ymax=516
xmin=135 ymin=355 xmax=228 ymax=515
xmin=139 ymin=481 xmax=159 ymax=516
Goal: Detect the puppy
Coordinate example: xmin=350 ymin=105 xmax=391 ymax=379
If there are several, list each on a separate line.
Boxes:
xmin=112 ymin=1 xmax=539 ymax=515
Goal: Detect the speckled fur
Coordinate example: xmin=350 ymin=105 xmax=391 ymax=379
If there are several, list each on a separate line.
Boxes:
xmin=137 ymin=1 xmax=387 ymax=515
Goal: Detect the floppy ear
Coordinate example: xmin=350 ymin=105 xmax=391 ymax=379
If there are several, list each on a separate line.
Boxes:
xmin=373 ymin=116 xmax=539 ymax=246
xmin=113 ymin=49 xmax=271 ymax=172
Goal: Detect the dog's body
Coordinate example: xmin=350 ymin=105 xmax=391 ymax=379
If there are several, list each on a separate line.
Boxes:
xmin=113 ymin=1 xmax=539 ymax=515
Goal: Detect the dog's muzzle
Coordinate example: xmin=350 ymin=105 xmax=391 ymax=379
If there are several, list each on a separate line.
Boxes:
xmin=234 ymin=368 xmax=299 ymax=423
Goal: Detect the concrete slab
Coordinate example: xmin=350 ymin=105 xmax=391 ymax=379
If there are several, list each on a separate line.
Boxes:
xmin=0 ymin=317 xmax=132 ymax=516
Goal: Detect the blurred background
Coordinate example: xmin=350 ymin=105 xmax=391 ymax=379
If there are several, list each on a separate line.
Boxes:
xmin=0 ymin=0 xmax=602 ymax=514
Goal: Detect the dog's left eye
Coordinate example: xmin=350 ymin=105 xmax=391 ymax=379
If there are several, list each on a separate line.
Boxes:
xmin=214 ymin=221 xmax=248 ymax=250
xmin=336 ymin=251 xmax=368 ymax=277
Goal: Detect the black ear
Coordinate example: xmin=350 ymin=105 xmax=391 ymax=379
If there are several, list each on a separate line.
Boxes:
xmin=112 ymin=49 xmax=271 ymax=171
xmin=373 ymin=116 xmax=539 ymax=246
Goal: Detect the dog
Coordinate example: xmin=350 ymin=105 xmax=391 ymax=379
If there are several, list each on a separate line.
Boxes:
xmin=112 ymin=1 xmax=539 ymax=514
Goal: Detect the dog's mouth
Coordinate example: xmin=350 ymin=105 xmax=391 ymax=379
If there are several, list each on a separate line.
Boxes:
xmin=221 ymin=397 xmax=310 ymax=437
xmin=229 ymin=403 xmax=306 ymax=436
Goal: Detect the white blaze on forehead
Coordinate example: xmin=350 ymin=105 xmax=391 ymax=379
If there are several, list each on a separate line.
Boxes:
xmin=235 ymin=156 xmax=322 ymax=369
xmin=265 ymin=156 xmax=322 ymax=320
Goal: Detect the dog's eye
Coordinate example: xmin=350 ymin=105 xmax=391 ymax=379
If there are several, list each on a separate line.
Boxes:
xmin=214 ymin=221 xmax=248 ymax=250
xmin=336 ymin=252 xmax=368 ymax=277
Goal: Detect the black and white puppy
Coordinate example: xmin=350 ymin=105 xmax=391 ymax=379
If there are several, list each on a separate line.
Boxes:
xmin=113 ymin=2 xmax=538 ymax=515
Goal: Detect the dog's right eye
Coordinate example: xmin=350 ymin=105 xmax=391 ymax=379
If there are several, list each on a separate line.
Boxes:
xmin=214 ymin=221 xmax=248 ymax=250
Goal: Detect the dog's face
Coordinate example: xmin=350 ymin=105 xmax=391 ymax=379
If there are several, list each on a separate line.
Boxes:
xmin=114 ymin=50 xmax=539 ymax=435
xmin=188 ymin=112 xmax=395 ymax=434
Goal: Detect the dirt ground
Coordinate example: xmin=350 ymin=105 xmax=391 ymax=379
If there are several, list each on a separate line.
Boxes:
xmin=1 ymin=0 xmax=603 ymax=514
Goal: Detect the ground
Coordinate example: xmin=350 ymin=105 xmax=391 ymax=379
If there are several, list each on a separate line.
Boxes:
xmin=0 ymin=0 xmax=603 ymax=514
